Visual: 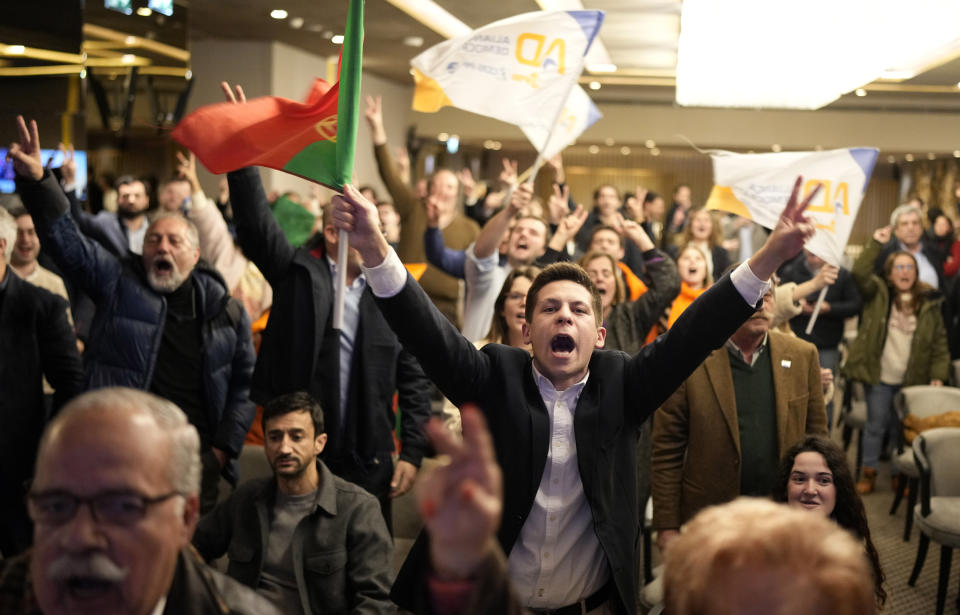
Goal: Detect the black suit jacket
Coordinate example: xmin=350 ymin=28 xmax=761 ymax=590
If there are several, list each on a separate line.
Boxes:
xmin=380 ymin=269 xmax=756 ymax=615
xmin=0 ymin=271 xmax=82 ymax=488
xmin=0 ymin=270 xmax=82 ymax=555
xmin=227 ymin=168 xmax=432 ymax=491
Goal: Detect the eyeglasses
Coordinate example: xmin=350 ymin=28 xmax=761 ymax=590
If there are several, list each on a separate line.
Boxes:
xmin=27 ymin=490 xmax=183 ymax=527
xmin=892 ymin=263 xmax=916 ymax=272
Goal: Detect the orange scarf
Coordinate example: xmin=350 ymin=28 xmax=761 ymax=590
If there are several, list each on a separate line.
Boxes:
xmin=644 ymin=282 xmax=707 ymax=345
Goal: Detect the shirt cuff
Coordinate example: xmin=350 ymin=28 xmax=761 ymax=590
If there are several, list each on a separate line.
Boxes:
xmin=466 ymin=242 xmax=499 ymax=273
xmin=730 ymin=261 xmax=771 ymax=307
xmin=362 ymin=248 xmax=407 ymax=298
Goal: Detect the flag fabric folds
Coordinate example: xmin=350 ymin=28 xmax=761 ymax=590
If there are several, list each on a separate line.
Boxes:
xmin=519 ymin=84 xmax=602 ymax=161
xmin=172 ymin=0 xmax=364 ymax=192
xmin=411 ymin=10 xmax=604 ymax=147
xmin=704 ymin=148 xmax=879 ymax=266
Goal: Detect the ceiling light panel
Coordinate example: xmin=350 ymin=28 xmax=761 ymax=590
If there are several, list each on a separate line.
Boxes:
xmin=677 ymin=0 xmax=960 ymax=110
xmin=600 ymin=14 xmax=679 ymax=46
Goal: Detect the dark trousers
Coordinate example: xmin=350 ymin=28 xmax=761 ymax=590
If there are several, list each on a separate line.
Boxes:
xmin=199 ymin=448 xmax=221 ymax=515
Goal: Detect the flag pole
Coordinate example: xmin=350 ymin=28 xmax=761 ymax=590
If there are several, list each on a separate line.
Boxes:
xmin=333 ymin=0 xmax=364 ymax=331
xmin=525 ymin=90 xmax=571 ymax=186
xmin=334 ymin=227 xmax=350 ymax=330
xmin=804 ymin=286 xmax=828 ymax=335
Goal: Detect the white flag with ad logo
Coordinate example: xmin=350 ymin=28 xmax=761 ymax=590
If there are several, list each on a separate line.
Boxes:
xmin=705 ymin=148 xmax=879 ymax=266
xmin=411 ymin=10 xmax=604 ymax=149
xmin=519 ymin=85 xmax=602 ymax=160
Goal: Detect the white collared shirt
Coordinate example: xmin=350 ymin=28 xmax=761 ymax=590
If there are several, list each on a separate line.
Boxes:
xmin=725 ymin=332 xmax=769 ymax=367
xmin=327 ymin=256 xmax=366 ymax=430
xmin=504 ymin=365 xmax=609 ymax=608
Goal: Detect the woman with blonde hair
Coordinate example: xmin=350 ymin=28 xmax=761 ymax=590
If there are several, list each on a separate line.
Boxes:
xmin=645 ymin=243 xmax=711 ymax=344
xmin=670 ymin=209 xmax=730 ymax=282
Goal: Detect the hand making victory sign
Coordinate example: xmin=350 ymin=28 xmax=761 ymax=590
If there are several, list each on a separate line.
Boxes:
xmin=747 ymin=176 xmax=822 ymax=281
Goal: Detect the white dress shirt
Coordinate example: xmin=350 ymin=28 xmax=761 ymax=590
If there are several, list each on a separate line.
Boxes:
xmin=327 ymin=256 xmax=366 ymax=430
xmin=505 ymin=366 xmax=608 ymax=607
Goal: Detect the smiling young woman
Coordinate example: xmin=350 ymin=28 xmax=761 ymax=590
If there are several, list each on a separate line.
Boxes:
xmin=772 ymin=435 xmax=886 ymax=608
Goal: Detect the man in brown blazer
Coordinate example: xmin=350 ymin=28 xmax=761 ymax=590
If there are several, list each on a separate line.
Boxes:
xmin=652 ymin=283 xmax=827 ymax=552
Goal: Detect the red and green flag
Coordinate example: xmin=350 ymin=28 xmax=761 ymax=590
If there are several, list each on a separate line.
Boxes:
xmin=172 ymin=0 xmax=363 ymax=191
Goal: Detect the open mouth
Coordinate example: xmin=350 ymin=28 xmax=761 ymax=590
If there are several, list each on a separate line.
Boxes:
xmin=550 ymin=334 xmax=575 ymax=354
xmin=688 ymin=267 xmax=699 ymax=276
xmin=153 ymin=260 xmax=174 ymax=273
xmin=66 ymin=577 xmax=115 ymax=599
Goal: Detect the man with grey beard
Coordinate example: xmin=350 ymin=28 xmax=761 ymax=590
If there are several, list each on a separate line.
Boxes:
xmin=8 ymin=116 xmax=256 ymax=513
xmin=0 ymin=388 xmax=281 ymax=615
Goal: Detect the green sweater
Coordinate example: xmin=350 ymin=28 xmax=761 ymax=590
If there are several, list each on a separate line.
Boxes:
xmin=729 ymin=347 xmax=779 ymax=496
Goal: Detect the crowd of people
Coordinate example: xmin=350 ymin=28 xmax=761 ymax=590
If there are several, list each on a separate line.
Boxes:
xmin=4 ymin=79 xmax=960 ymax=614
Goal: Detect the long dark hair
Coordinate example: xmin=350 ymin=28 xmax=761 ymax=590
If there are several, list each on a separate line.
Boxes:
xmin=883 ymin=250 xmax=929 ymax=314
xmin=773 ymin=436 xmax=886 ymax=607
xmin=487 ymin=265 xmax=541 ymax=345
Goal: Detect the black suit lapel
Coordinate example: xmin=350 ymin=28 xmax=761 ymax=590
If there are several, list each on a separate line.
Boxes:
xmin=523 ymin=362 xmax=550 ymax=502
xmin=572 ymin=378 xmax=600 ymax=492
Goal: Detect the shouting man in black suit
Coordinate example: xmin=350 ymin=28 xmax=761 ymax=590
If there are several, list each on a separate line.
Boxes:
xmin=332 ymin=179 xmax=820 ymax=615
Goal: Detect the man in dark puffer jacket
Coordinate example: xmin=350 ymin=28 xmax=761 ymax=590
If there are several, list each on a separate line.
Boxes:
xmin=9 ymin=116 xmax=256 ymax=513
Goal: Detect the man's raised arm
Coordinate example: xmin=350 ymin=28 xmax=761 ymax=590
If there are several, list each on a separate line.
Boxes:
xmin=331 ymin=185 xmax=492 ymax=406
xmin=9 ymin=116 xmax=123 ymax=304
xmin=622 ymin=177 xmax=822 ymax=415
xmin=218 ymin=82 xmax=299 ymax=284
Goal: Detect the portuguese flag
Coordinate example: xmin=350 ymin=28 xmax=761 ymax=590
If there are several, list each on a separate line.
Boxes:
xmin=172 ymin=0 xmax=363 ymax=191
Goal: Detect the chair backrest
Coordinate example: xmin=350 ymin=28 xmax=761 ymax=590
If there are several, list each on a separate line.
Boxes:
xmin=237 ymin=444 xmax=273 ymax=484
xmin=913 ymin=427 xmax=960 ymax=499
xmin=898 ymin=385 xmax=960 ymax=421
xmin=850 ymin=381 xmax=866 ymax=402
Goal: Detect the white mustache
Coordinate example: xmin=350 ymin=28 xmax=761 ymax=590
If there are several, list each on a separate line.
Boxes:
xmin=48 ymin=553 xmax=128 ymax=584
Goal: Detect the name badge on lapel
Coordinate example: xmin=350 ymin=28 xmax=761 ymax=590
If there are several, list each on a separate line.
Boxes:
xmin=781 ymin=360 xmax=792 ymax=368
